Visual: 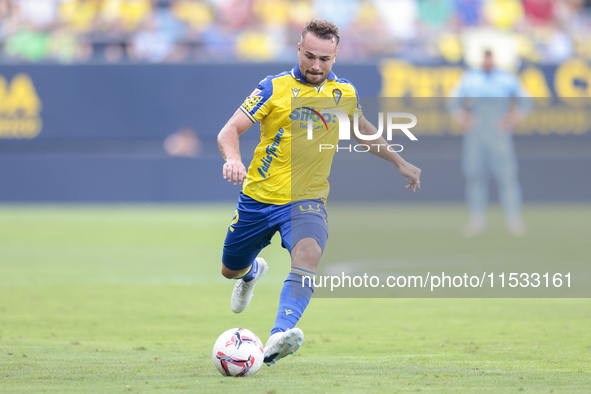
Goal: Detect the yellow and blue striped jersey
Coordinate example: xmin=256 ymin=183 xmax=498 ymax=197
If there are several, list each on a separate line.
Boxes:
xmin=240 ymin=64 xmax=362 ymax=205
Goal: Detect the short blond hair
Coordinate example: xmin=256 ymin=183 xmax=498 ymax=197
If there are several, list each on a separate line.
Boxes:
xmin=301 ymin=18 xmax=340 ymax=46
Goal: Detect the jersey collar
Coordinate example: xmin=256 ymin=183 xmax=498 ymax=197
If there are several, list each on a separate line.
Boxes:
xmin=291 ymin=63 xmax=337 ymax=93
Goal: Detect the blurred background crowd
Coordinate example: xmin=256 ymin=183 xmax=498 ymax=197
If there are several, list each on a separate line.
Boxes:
xmin=0 ymin=0 xmax=590 ymax=65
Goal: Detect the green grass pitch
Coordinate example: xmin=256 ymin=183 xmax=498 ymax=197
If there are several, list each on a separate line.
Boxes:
xmin=0 ymin=204 xmax=590 ymax=393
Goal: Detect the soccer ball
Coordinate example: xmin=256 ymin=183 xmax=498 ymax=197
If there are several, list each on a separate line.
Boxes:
xmin=212 ymin=328 xmax=264 ymax=377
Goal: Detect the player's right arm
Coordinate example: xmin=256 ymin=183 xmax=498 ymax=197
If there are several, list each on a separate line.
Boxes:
xmin=218 ymin=76 xmax=274 ymax=185
xmin=498 ymin=74 xmax=534 ymax=131
xmin=217 ymin=109 xmax=254 ymax=185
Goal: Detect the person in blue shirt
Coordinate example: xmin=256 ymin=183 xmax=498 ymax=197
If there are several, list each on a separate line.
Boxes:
xmin=448 ymin=50 xmax=533 ymax=237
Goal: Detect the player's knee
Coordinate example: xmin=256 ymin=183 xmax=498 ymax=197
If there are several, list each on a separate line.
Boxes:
xmin=306 ymin=246 xmax=322 ymax=262
xmin=221 ymin=265 xmax=236 ymax=279
xmin=292 ymin=238 xmax=322 ymax=266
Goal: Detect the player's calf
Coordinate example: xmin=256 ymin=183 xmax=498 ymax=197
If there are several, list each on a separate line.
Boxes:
xmin=230 ymin=257 xmax=268 ymax=313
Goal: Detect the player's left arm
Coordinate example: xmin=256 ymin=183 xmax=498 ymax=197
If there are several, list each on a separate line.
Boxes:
xmin=352 ymin=115 xmax=421 ymax=193
xmin=446 ymin=73 xmax=475 ymax=131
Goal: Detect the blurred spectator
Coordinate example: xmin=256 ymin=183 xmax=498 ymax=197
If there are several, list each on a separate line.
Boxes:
xmin=253 ymin=0 xmax=289 ymax=26
xmin=0 ymin=0 xmax=590 ymax=64
xmin=217 ymin=0 xmax=252 ymax=30
xmin=49 ymin=28 xmax=80 ymax=63
xmin=58 ymin=0 xmax=100 ymax=32
xmin=198 ymin=25 xmax=235 ymax=61
xmin=119 ymin=0 xmax=152 ymax=30
xmin=417 ymin=0 xmax=454 ymax=30
xmin=483 ymin=0 xmax=524 ymax=29
xmin=0 ymin=0 xmax=20 ymax=38
xmin=235 ymin=29 xmax=276 ymax=61
xmin=103 ymin=42 xmax=125 ymax=62
xmin=523 ymin=0 xmax=555 ymax=26
xmin=250 ymin=0 xmax=290 ymax=59
xmin=342 ymin=0 xmax=385 ymax=60
xmin=545 ymin=28 xmax=574 ymax=63
xmin=99 ymin=0 xmax=123 ymax=30
xmin=554 ymin=0 xmax=585 ymax=30
xmin=455 ymin=0 xmax=482 ymax=27
xmin=163 ymin=127 xmax=202 ymax=157
xmin=16 ymin=0 xmax=58 ymax=28
xmin=171 ymin=0 xmax=214 ymax=32
xmin=438 ymin=32 xmax=463 ymax=63
xmin=373 ymin=0 xmax=418 ymax=41
xmin=5 ymin=29 xmax=50 ymax=62
xmin=286 ymin=0 xmax=314 ymax=27
xmin=129 ymin=1 xmax=185 ymax=62
xmin=313 ymin=0 xmax=359 ymax=30
xmin=130 ymin=22 xmax=172 ymax=61
xmin=0 ymin=0 xmax=13 ymax=18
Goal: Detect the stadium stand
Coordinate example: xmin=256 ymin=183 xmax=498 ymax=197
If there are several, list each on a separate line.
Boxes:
xmin=0 ymin=0 xmax=590 ymax=64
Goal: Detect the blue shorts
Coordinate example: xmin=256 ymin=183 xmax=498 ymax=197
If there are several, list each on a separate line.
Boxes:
xmin=222 ymin=193 xmax=329 ymax=271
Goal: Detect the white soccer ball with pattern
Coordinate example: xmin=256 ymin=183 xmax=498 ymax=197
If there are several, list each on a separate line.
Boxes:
xmin=212 ymin=328 xmax=264 ymax=377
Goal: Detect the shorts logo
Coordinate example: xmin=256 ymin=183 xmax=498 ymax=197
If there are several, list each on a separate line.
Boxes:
xmin=229 ymin=210 xmax=239 ymax=232
xmin=299 ymin=204 xmax=322 ymax=214
xmin=299 ymin=203 xmax=328 ymax=225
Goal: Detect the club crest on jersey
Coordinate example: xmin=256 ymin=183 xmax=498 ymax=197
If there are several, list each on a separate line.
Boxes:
xmin=332 ymin=88 xmax=342 ymax=105
xmin=291 ymin=88 xmax=300 ymax=98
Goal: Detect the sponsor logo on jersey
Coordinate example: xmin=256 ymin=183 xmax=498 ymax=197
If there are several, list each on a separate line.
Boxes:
xmin=257 ymin=127 xmax=285 ymax=179
xmin=302 ymin=107 xmax=328 ymax=131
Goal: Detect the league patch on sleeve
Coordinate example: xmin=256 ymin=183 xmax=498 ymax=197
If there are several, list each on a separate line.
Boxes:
xmin=242 ymin=89 xmax=262 ymax=112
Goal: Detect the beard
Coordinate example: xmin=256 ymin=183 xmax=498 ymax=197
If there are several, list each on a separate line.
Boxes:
xmin=303 ymin=70 xmax=327 ymax=86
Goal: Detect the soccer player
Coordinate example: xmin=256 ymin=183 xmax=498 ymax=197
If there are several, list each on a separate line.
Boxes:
xmin=217 ymin=18 xmax=421 ymax=366
xmin=449 ymin=50 xmax=532 ymax=237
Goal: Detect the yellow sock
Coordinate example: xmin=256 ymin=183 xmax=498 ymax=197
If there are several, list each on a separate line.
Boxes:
xmin=234 ymin=265 xmax=252 ymax=279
